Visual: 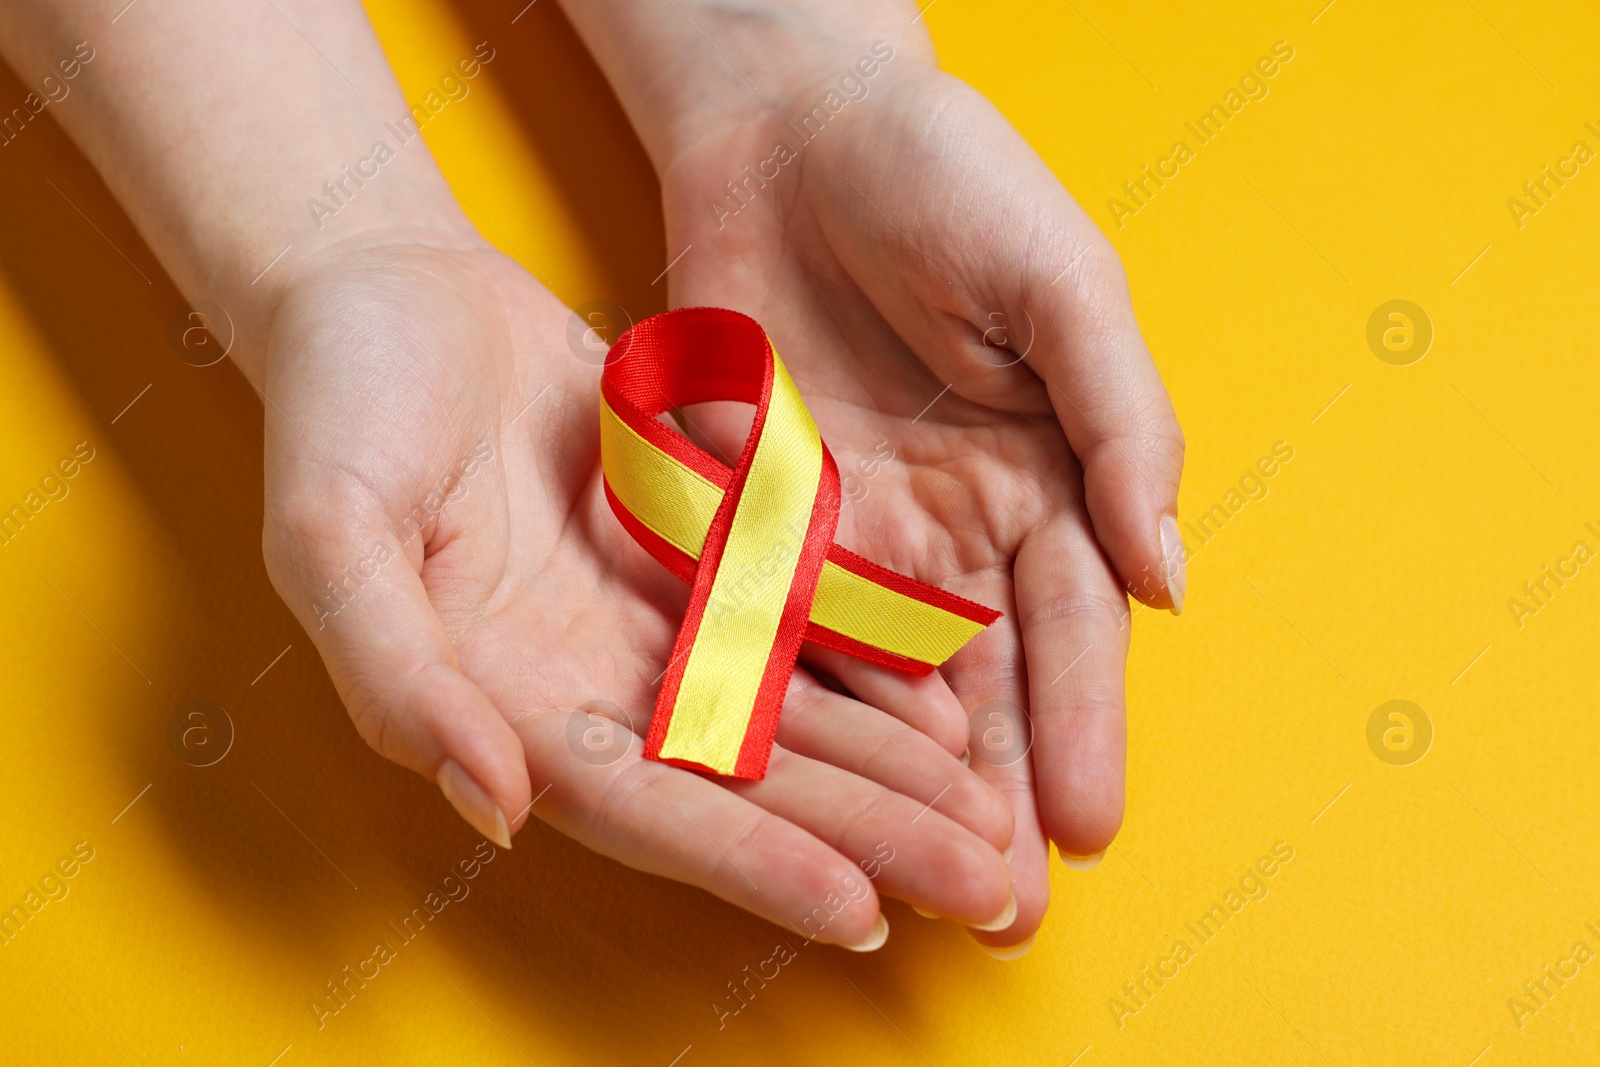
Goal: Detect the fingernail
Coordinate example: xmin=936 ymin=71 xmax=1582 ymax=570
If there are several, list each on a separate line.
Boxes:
xmin=960 ymin=747 xmax=971 ymax=767
xmin=982 ymin=933 xmax=1036 ymax=961
xmin=911 ymin=905 xmax=939 ymax=918
xmin=843 ymin=914 xmax=890 ymax=952
xmin=1002 ymin=843 xmax=1013 ymax=864
xmin=1160 ymin=514 xmax=1186 ymax=615
xmin=1060 ymin=849 xmax=1105 ymax=871
xmin=437 ymin=759 xmax=512 ymax=850
xmin=969 ymin=894 xmax=1017 ymax=932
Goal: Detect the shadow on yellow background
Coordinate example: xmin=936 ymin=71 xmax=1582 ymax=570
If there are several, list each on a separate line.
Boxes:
xmin=3 ymin=0 xmax=1599 ymax=1064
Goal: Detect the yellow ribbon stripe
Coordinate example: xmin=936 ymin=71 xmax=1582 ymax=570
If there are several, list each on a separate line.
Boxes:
xmin=600 ymin=395 xmax=987 ymax=671
xmin=654 ymin=355 xmax=823 ymax=773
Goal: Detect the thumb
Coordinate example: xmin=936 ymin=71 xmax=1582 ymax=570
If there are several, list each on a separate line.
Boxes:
xmin=263 ymin=482 xmax=530 ymax=847
xmin=815 ymin=75 xmax=1186 ymax=611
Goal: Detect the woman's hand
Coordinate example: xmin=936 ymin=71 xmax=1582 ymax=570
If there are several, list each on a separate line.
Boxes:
xmin=259 ymin=231 xmax=1018 ymax=947
xmin=0 ymin=0 xmax=1017 ymax=949
xmin=559 ymin=1 xmax=1187 ymax=952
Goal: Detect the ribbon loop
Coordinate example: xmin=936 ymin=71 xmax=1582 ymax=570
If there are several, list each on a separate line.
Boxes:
xmin=600 ymin=307 xmax=999 ymax=779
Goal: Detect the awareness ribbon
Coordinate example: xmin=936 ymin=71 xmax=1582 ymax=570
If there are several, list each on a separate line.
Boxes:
xmin=600 ymin=307 xmax=1000 ymax=780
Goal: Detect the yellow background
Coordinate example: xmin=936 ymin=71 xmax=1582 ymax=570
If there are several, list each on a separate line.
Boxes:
xmin=2 ymin=0 xmax=1597 ymax=1062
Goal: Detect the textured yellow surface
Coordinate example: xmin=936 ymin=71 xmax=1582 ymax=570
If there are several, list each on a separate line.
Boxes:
xmin=2 ymin=0 xmax=1597 ymax=1063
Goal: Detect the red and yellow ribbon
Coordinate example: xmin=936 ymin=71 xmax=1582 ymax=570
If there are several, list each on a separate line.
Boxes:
xmin=600 ymin=307 xmax=1000 ymax=780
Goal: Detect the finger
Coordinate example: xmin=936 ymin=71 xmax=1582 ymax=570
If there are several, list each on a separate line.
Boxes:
xmin=1023 ymin=231 xmax=1187 ymax=615
xmin=515 ymin=705 xmax=890 ymax=950
xmin=939 ymin=570 xmax=1049 ymax=955
xmin=1013 ymin=511 xmax=1131 ymax=862
xmin=775 ymin=671 xmax=1013 ymax=849
xmin=800 ymin=643 xmax=969 ymax=756
xmin=262 ymin=481 xmax=531 ymax=848
xmin=728 ymin=747 xmax=1014 ymax=930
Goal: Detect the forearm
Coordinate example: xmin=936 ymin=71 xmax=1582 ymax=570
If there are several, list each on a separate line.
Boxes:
xmin=0 ymin=0 xmax=475 ymax=385
xmin=556 ymin=0 xmax=936 ymax=170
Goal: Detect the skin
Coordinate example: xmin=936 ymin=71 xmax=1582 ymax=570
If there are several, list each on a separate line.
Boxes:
xmin=561 ymin=0 xmax=1187 ymax=947
xmin=0 ymin=0 xmax=1183 ymax=953
xmin=266 ymin=238 xmax=1018 ymax=943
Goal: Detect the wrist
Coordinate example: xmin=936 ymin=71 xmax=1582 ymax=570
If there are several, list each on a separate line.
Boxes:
xmin=220 ymin=212 xmax=486 ymax=389
xmin=195 ymin=163 xmax=482 ymax=386
xmin=560 ymin=0 xmax=937 ymax=170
